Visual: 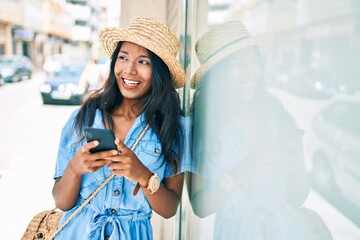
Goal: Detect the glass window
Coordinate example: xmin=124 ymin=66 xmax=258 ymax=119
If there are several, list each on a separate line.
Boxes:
xmin=323 ymin=102 xmax=349 ymax=126
xmin=180 ymin=1 xmax=360 ymax=240
xmin=342 ymin=103 xmax=360 ymax=138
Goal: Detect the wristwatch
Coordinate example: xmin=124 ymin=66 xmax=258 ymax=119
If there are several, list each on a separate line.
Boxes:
xmin=219 ymin=173 xmax=236 ymax=193
xmin=143 ymin=173 xmax=160 ymax=194
xmin=133 ymin=173 xmax=161 ymax=196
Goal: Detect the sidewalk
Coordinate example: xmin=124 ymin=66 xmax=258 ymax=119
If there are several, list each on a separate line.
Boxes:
xmin=0 ymin=167 xmax=54 ymax=239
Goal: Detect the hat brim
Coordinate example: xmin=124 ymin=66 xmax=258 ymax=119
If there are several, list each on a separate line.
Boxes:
xmin=190 ymin=33 xmax=273 ymax=89
xmin=100 ymin=28 xmax=186 ymax=89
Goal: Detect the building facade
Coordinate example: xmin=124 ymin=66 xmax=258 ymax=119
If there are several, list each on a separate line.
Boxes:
xmin=0 ymin=0 xmax=110 ymax=68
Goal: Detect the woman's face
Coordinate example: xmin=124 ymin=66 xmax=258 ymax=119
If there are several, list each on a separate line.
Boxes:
xmin=114 ymin=41 xmax=153 ymax=101
xmin=226 ymin=47 xmax=262 ymax=100
xmin=209 ymin=47 xmax=262 ymax=101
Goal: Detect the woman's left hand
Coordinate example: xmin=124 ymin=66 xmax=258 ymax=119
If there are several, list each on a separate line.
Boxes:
xmin=108 ymin=138 xmax=152 ymax=184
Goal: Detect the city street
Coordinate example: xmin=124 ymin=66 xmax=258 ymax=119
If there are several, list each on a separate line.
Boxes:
xmin=0 ymin=72 xmax=77 ymax=239
xmin=0 ymin=73 xmax=360 ymax=239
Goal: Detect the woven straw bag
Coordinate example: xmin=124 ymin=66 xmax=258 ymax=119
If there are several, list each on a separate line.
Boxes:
xmin=21 ymin=124 xmax=149 ymax=240
xmin=21 ymin=208 xmax=62 ymax=240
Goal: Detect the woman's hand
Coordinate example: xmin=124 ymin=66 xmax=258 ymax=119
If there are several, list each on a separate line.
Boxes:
xmin=53 ymin=140 xmax=118 ymax=210
xmin=108 ymin=138 xmax=152 ymax=186
xmin=67 ymin=140 xmax=117 ymax=177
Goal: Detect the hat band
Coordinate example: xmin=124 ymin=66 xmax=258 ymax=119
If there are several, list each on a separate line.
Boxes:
xmin=202 ymin=35 xmax=250 ymax=63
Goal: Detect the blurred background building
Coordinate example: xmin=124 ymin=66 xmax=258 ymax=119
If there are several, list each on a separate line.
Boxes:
xmin=0 ymin=0 xmax=115 ymax=68
xmin=0 ymin=0 xmax=182 ymax=69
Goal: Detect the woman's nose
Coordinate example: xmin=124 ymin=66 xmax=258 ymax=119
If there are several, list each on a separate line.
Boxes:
xmin=124 ymin=61 xmax=137 ymax=75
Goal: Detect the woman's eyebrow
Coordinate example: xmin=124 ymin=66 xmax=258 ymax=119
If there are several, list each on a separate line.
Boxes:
xmin=119 ymin=50 xmax=150 ymax=59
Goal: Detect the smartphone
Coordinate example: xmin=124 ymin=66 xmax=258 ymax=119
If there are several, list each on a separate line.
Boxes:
xmin=84 ymin=127 xmax=117 ymax=153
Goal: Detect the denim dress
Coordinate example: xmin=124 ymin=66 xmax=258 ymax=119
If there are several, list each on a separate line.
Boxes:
xmin=193 ymin=114 xmax=308 ymax=240
xmin=53 ymin=109 xmax=187 ymax=240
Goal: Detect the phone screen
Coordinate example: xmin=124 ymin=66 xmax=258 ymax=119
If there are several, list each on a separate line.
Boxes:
xmin=84 ymin=128 xmax=117 ymax=153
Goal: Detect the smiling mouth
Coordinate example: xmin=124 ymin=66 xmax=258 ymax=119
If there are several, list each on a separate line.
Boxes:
xmin=123 ymin=79 xmax=140 ymax=87
xmin=238 ymin=79 xmax=258 ymax=87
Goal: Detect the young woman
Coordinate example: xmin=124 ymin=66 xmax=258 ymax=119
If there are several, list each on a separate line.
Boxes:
xmin=190 ymin=21 xmax=310 ymax=240
xmin=52 ymin=17 xmax=186 ymax=239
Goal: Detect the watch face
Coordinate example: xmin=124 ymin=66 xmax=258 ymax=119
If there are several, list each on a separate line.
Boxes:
xmin=149 ymin=174 xmax=160 ymax=193
xmin=219 ymin=174 xmax=235 ymax=193
xmin=151 ymin=176 xmax=160 ymax=191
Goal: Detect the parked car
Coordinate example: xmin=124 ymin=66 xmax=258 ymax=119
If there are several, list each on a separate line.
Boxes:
xmin=40 ymin=65 xmax=86 ymax=105
xmin=0 ymin=55 xmax=34 ymax=83
xmin=308 ymin=95 xmax=360 ymax=208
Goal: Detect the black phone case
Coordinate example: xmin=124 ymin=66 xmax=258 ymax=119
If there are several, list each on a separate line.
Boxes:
xmin=84 ymin=127 xmax=117 ymax=153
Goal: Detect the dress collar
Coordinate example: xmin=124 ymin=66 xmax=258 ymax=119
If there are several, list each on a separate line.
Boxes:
xmin=92 ymin=109 xmax=148 ymax=143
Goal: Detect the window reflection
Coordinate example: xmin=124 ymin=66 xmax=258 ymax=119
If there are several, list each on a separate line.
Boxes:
xmin=184 ymin=0 xmax=360 ymax=239
xmin=189 ymin=20 xmax=312 ymax=240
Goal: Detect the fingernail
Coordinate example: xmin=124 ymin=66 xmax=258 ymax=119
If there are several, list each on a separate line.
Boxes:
xmin=93 ymin=141 xmax=99 ymax=146
xmin=112 ymin=150 xmax=118 ymax=155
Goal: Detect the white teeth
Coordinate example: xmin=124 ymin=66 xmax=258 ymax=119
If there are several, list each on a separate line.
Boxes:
xmin=124 ymin=79 xmax=139 ymax=86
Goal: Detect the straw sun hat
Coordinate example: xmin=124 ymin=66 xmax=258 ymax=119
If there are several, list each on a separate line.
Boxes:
xmin=191 ymin=20 xmax=273 ymax=88
xmin=99 ymin=17 xmax=185 ymax=88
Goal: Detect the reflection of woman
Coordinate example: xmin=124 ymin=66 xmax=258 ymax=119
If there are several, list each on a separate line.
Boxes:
xmin=190 ymin=21 xmax=309 ymax=239
xmin=52 ymin=17 xmax=186 ymax=239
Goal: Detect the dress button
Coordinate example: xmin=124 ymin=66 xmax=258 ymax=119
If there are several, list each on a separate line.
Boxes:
xmin=36 ymin=232 xmax=44 ymax=238
xmin=111 ymin=209 xmax=117 ymax=214
xmin=114 ymin=189 xmax=120 ymax=196
xmin=154 ymin=148 xmax=160 ymax=154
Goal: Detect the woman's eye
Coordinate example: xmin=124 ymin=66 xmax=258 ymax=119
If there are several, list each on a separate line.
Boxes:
xmin=119 ymin=55 xmax=128 ymax=61
xmin=138 ymin=59 xmax=150 ymax=65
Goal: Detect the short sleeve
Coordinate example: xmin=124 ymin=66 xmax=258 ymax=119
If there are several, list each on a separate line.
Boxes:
xmin=53 ymin=108 xmax=80 ymax=179
xmin=164 ymin=116 xmax=192 ymax=178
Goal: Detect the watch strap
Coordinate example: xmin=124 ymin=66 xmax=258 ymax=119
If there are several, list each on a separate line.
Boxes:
xmin=133 ymin=173 xmax=159 ymax=195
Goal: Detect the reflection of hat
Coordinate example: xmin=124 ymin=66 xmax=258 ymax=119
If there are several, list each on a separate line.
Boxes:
xmin=191 ymin=21 xmax=273 ymax=88
xmin=99 ymin=17 xmax=185 ymax=88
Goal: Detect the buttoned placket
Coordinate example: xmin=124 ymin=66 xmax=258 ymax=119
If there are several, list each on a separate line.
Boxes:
xmin=109 ymin=176 xmax=123 ymax=212
xmin=104 ymin=115 xmax=142 ymax=213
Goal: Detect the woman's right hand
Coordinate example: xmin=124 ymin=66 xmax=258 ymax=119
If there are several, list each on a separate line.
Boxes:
xmin=53 ymin=140 xmax=118 ymax=210
xmin=67 ymin=140 xmax=118 ymax=176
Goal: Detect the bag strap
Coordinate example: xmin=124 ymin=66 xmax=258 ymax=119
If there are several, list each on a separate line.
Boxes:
xmin=49 ymin=123 xmax=150 ymax=239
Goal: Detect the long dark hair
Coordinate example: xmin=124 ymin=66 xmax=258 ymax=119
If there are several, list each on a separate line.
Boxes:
xmin=73 ymin=41 xmax=183 ymax=174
